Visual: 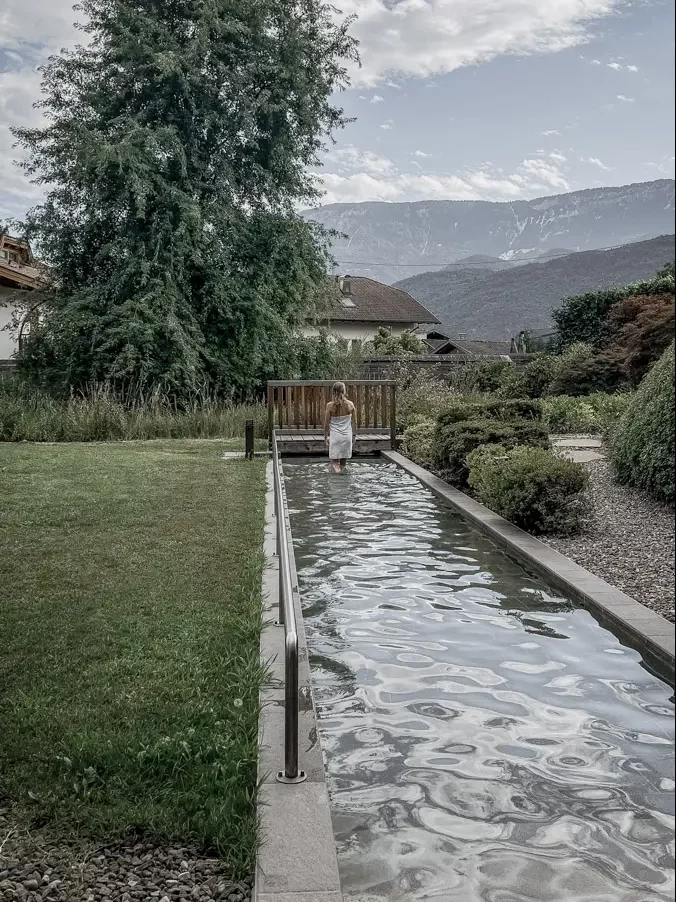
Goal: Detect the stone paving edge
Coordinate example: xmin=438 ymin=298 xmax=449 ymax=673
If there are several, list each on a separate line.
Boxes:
xmin=253 ymin=462 xmax=343 ymax=902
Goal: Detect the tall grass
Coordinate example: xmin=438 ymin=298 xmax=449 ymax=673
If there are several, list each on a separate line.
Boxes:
xmin=0 ymin=380 xmax=268 ymax=442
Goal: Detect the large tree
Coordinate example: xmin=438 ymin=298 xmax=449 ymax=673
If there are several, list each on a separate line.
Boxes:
xmin=14 ymin=0 xmax=357 ymax=397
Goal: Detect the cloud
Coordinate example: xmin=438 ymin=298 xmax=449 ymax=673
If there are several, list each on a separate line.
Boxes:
xmin=644 ymin=156 xmax=676 ymax=176
xmin=616 ymin=94 xmax=635 ymax=102
xmin=582 ymin=156 xmax=611 ymax=170
xmin=414 ymin=150 xmax=432 ymax=158
xmin=0 ymin=0 xmax=81 ymax=219
xmin=370 ymin=94 xmax=385 ymax=103
xmin=541 ymin=129 xmax=562 ymax=136
xmin=380 ymin=121 xmax=394 ymax=130
xmin=607 ymin=61 xmax=639 ymax=72
xmin=315 ymin=144 xmax=572 ymax=204
xmin=338 ymin=0 xmax=625 ymax=86
xmin=590 ymin=59 xmax=602 ymax=65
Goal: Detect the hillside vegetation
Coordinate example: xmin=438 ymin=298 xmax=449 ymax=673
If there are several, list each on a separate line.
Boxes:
xmin=395 ymin=235 xmax=675 ymax=338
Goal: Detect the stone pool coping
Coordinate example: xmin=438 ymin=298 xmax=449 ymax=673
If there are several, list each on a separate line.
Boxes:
xmin=254 ymin=462 xmax=344 ymax=902
xmin=382 ymin=450 xmax=675 ymax=684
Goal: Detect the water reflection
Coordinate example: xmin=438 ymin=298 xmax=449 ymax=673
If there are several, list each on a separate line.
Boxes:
xmin=285 ymin=460 xmax=675 ymax=902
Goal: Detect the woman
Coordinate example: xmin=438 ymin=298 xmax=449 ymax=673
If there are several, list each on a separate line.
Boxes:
xmin=324 ymin=381 xmax=356 ymax=474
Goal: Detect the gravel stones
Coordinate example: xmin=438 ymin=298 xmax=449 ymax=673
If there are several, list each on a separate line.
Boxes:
xmin=0 ymin=811 xmax=252 ymax=902
xmin=545 ymin=457 xmax=675 ymax=623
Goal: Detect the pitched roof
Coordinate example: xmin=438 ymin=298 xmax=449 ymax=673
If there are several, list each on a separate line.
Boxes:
xmin=426 ymin=327 xmax=511 ymax=357
xmin=326 ymin=276 xmax=440 ymax=324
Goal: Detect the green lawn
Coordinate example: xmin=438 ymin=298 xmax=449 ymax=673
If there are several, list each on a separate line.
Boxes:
xmin=0 ymin=441 xmax=268 ymax=876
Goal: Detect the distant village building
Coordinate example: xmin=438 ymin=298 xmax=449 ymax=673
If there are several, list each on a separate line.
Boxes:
xmin=0 ymin=234 xmax=49 ymax=361
xmin=304 ymin=276 xmax=440 ymax=346
xmin=423 ymin=327 xmax=512 ymax=359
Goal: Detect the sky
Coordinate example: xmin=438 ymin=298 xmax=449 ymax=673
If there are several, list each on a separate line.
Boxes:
xmin=0 ymin=0 xmax=674 ymax=221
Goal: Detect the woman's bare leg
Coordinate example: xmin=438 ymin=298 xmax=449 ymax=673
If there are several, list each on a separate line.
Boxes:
xmin=331 ymin=459 xmax=341 ymax=473
xmin=339 ymin=458 xmax=347 ymax=472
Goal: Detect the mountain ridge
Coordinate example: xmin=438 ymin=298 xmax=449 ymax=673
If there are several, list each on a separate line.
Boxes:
xmin=393 ymin=234 xmax=675 ymax=340
xmin=303 ymin=179 xmax=675 ymax=286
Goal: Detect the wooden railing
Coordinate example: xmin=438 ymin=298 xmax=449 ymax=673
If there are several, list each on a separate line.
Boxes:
xmin=267 ymin=380 xmax=397 ymax=447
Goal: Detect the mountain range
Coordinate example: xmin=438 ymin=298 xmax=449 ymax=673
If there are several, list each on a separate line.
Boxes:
xmin=304 ymin=179 xmax=675 ymax=286
xmin=393 ymin=234 xmax=675 ymax=339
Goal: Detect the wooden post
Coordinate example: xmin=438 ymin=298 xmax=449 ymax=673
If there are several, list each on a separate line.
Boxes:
xmin=389 ymin=384 xmax=397 ymax=449
xmin=245 ymin=419 xmax=254 ymax=460
xmin=267 ymin=383 xmax=274 ymax=449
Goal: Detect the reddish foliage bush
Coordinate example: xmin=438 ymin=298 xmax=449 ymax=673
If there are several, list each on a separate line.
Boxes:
xmin=606 ymin=293 xmax=675 ymax=385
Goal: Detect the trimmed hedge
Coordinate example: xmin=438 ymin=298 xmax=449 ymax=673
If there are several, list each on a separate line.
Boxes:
xmin=610 ymin=342 xmax=675 ymax=503
xmin=402 ymin=418 xmax=436 ymax=468
xmin=433 ymin=417 xmax=550 ymax=486
xmin=468 ymin=445 xmax=589 ymax=535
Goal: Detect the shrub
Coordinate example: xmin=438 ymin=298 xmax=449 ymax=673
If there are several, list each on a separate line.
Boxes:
xmin=610 ymin=342 xmax=675 ymax=502
xmin=471 ymin=359 xmax=515 ymax=393
xmin=394 ymin=364 xmax=459 ymax=428
xmin=553 ymin=268 xmax=675 ymax=350
xmin=543 ymin=392 xmax=633 ymax=435
xmin=468 ymin=445 xmax=589 ymax=535
xmin=437 ymin=397 xmax=543 ymax=426
xmin=433 ymin=417 xmax=550 ymax=486
xmin=402 ymin=418 xmax=436 ymax=467
xmin=605 ymin=293 xmax=675 ymax=385
xmin=548 ymin=342 xmax=626 ymax=396
xmin=500 ymin=355 xmax=557 ymax=399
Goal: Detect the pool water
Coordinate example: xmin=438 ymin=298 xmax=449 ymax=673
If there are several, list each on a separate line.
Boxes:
xmin=284 ymin=460 xmax=675 ymax=902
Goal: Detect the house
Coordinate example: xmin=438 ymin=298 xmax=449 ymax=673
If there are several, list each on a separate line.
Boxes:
xmin=304 ymin=276 xmax=440 ymax=346
xmin=424 ymin=327 xmax=512 ymax=359
xmin=0 ymin=234 xmax=49 ymax=360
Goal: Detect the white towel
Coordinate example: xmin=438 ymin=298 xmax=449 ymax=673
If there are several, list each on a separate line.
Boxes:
xmin=329 ymin=414 xmax=353 ymax=460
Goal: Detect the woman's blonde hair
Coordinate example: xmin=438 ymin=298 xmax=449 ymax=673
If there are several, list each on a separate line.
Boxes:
xmin=330 ymin=381 xmax=351 ymax=416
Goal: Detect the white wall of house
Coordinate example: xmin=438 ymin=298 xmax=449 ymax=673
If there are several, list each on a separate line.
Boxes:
xmin=302 ymin=321 xmax=416 ymax=346
xmin=0 ymin=286 xmax=31 ymax=359
xmin=0 ymin=288 xmax=18 ymax=359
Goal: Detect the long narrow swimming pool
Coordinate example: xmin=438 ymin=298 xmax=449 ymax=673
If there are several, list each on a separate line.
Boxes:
xmin=284 ymin=460 xmax=675 ymax=902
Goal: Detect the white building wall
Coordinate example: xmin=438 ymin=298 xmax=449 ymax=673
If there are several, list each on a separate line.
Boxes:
xmin=302 ymin=321 xmax=414 ymax=346
xmin=0 ymin=288 xmax=18 ymax=359
xmin=0 ymin=286 xmax=31 ymax=359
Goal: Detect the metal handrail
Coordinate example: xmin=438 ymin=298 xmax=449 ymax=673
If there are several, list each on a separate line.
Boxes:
xmin=271 ymin=431 xmax=307 ymax=785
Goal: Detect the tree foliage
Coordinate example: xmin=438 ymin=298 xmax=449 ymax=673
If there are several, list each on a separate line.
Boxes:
xmin=372 ymin=327 xmax=426 ymax=356
xmin=14 ymin=0 xmax=358 ymax=398
xmin=552 ymin=267 xmax=675 ymax=350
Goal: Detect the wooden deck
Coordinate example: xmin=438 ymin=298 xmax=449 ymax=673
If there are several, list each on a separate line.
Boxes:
xmin=268 ymin=380 xmax=398 ymax=455
xmin=275 ymin=428 xmax=394 ymax=455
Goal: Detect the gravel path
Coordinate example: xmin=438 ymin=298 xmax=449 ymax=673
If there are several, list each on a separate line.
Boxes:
xmin=0 ymin=813 xmax=252 ymax=902
xmin=545 ymin=458 xmax=675 ymax=623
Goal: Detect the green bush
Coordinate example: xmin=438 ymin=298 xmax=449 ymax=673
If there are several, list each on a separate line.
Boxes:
xmin=610 ymin=342 xmax=675 ymax=502
xmin=433 ymin=417 xmax=550 ymax=486
xmin=543 ymin=392 xmax=633 ymax=435
xmin=395 ymin=365 xmax=459 ymax=428
xmin=437 ymin=397 xmax=543 ymax=426
xmin=500 ymin=355 xmax=557 ymax=399
xmin=402 ymin=418 xmax=436 ymax=467
xmin=548 ymin=342 xmax=626 ymax=396
xmin=471 ymin=359 xmax=515 ymax=393
xmin=468 ymin=445 xmax=589 ymax=535
xmin=553 ymin=268 xmax=675 ymax=350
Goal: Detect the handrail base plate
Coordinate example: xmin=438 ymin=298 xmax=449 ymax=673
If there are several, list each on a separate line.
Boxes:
xmin=276 ymin=770 xmax=308 ymax=785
